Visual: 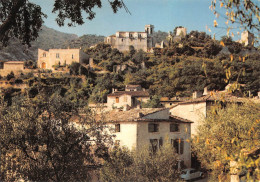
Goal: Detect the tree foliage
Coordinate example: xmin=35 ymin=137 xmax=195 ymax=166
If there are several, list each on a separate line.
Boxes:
xmin=210 ymin=0 xmax=259 ymax=43
xmin=192 ymin=102 xmax=260 ymax=181
xmin=0 ymin=93 xmax=111 ymax=181
xmin=100 ymin=142 xmax=181 ymax=182
xmin=0 ymin=0 xmax=125 ymax=46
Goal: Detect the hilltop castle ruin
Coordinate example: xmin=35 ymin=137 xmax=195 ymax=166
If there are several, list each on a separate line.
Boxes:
xmin=104 ymin=25 xmax=155 ymax=52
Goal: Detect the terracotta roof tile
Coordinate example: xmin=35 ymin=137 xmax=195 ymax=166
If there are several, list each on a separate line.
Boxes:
xmin=96 ymin=108 xmax=192 ymax=124
xmin=96 ymin=108 xmax=165 ymax=122
xmin=178 ymin=92 xmax=248 ymax=104
xmin=107 ymin=91 xmax=149 ymax=97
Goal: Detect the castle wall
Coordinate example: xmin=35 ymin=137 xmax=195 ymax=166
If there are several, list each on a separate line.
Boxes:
xmin=114 ymin=36 xmax=149 ymax=52
xmin=104 ymin=25 xmax=154 ymax=52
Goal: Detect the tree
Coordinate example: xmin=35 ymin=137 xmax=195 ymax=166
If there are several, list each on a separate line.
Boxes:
xmin=129 ymin=45 xmax=136 ymax=58
xmin=100 ymin=142 xmax=181 ymax=182
xmin=6 ymin=71 xmax=15 ymax=80
xmin=141 ymin=95 xmax=162 ymax=108
xmin=192 ymin=102 xmax=260 ymax=181
xmin=0 ymin=93 xmax=111 ymax=181
xmin=211 ymin=0 xmax=259 ymax=34
xmin=202 ymin=41 xmax=222 ymax=58
xmin=0 ymin=0 xmax=127 ymax=46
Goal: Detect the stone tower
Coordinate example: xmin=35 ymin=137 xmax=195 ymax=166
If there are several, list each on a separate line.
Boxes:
xmin=145 ymin=25 xmax=154 ymax=49
xmin=241 ymin=31 xmax=254 ymax=46
xmin=176 ymin=27 xmax=187 ymax=37
xmin=145 ymin=25 xmax=154 ymax=35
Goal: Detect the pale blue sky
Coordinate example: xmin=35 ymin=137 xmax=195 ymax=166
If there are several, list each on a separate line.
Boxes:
xmin=32 ymin=0 xmax=246 ymax=40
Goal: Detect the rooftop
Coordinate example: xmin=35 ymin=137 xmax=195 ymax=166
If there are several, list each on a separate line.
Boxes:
xmin=178 ymin=91 xmax=252 ymax=105
xmin=107 ymin=90 xmax=149 ymax=97
xmin=96 ymin=108 xmax=192 ymax=123
xmin=4 ymin=61 xmax=24 ymax=64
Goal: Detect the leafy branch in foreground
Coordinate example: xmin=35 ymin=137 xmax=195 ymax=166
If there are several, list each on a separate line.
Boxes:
xmin=192 ymin=102 xmax=260 ymax=181
xmin=0 ymin=94 xmax=112 ymax=181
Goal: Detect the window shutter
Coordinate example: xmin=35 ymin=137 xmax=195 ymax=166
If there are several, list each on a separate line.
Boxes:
xmin=173 ymin=139 xmax=179 ymax=154
xmin=115 ymin=124 xmax=120 ymax=132
xmin=180 ymin=140 xmax=184 ymax=154
xmin=159 ymin=137 xmax=163 ymax=147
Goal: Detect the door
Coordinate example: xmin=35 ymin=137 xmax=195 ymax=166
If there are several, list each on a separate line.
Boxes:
xmin=42 ymin=62 xmax=46 ymax=69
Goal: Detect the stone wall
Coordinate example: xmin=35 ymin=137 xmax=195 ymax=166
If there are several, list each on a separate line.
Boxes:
xmin=0 ymin=69 xmax=32 ymax=77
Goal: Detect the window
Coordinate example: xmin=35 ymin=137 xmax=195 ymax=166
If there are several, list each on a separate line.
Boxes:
xmin=148 ymin=123 xmax=159 ymax=132
xmin=121 ymin=38 xmax=123 ymax=42
xmin=43 ymin=53 xmax=46 ymax=57
xmin=115 ymin=124 xmax=120 ymax=132
xmin=72 ymin=54 xmax=74 ymax=59
xmin=171 ymin=139 xmax=184 ymax=154
xmin=150 ymin=139 xmax=158 ymax=153
xmin=116 ymin=97 xmax=119 ymax=103
xmin=56 ymin=53 xmax=60 ymax=58
xmin=170 ymin=124 xmax=179 ymax=132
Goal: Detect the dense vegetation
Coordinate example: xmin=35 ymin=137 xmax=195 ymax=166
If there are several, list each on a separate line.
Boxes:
xmin=193 ymin=102 xmax=260 ymax=181
xmin=1 ymin=30 xmax=259 ymax=105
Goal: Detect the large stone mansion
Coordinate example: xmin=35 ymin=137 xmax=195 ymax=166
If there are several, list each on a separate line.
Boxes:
xmin=104 ymin=25 xmax=155 ymax=52
xmin=38 ymin=48 xmax=88 ymax=70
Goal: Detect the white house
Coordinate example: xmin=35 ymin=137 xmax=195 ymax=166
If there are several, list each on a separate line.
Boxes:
xmin=170 ymin=88 xmax=249 ymax=136
xmin=98 ymin=108 xmax=192 ymax=168
xmin=107 ymin=85 xmax=150 ymax=110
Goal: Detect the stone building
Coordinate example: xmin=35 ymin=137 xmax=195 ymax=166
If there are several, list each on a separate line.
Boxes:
xmin=38 ymin=48 xmax=88 ymax=70
xmin=2 ymin=61 xmax=24 ymax=71
xmin=176 ymin=27 xmax=187 ymax=37
xmin=240 ymin=31 xmax=254 ymax=46
xmin=98 ymin=108 xmax=192 ymax=168
xmin=104 ymin=25 xmax=155 ymax=52
xmin=107 ymin=85 xmax=150 ymax=110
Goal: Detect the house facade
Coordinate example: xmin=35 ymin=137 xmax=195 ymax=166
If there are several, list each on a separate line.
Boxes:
xmin=100 ymin=108 xmax=192 ymax=168
xmin=170 ymin=88 xmax=249 ymax=136
xmin=107 ymin=85 xmax=150 ymax=110
xmin=37 ymin=48 xmax=88 ymax=70
xmin=104 ymin=25 xmax=154 ymax=52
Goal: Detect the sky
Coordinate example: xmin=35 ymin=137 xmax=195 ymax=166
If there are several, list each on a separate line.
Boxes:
xmin=32 ymin=0 xmax=247 ymax=41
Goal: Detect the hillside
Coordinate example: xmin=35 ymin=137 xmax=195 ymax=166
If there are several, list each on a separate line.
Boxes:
xmin=0 ymin=26 xmax=104 ymax=62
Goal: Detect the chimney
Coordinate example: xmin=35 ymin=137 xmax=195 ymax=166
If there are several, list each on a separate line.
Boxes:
xmin=258 ymin=91 xmax=260 ymax=98
xmin=115 ymin=88 xmax=118 ymax=92
xmin=192 ymin=92 xmax=197 ymax=99
xmin=112 ymin=88 xmax=115 ymax=93
xmin=203 ymin=87 xmax=208 ymax=95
